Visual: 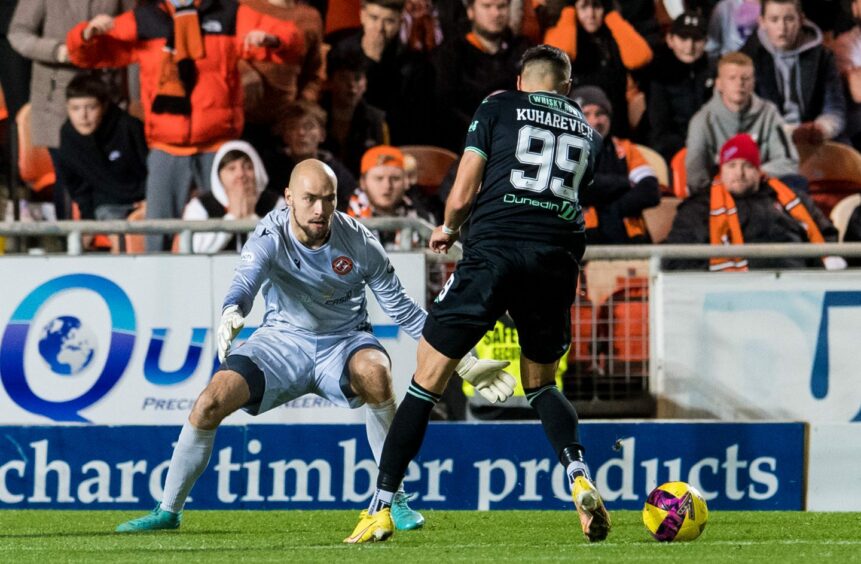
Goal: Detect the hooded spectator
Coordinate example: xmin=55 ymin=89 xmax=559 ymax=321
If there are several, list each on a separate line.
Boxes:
xmin=182 ymin=140 xmax=270 ymax=254
xmin=741 ymin=0 xmax=846 ymax=143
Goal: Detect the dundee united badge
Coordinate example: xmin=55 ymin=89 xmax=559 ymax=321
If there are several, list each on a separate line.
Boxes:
xmin=332 ymin=256 xmax=354 ymax=275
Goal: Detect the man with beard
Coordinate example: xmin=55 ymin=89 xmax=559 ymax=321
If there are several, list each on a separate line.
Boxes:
xmin=433 ymin=0 xmax=531 ymax=151
xmin=113 ymin=159 xmax=516 ymax=533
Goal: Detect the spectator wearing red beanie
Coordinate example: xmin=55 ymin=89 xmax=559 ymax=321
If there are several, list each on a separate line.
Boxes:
xmin=664 ymin=133 xmax=843 ymax=271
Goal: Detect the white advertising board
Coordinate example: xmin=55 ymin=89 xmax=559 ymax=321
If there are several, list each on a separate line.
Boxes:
xmin=655 ymin=271 xmax=861 ymax=422
xmin=807 ymin=424 xmax=861 ymax=511
xmin=0 ymin=254 xmax=425 ymax=425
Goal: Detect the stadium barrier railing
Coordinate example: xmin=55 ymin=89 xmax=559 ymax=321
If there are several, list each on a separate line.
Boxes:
xmin=5 ymin=219 xmax=861 ymax=419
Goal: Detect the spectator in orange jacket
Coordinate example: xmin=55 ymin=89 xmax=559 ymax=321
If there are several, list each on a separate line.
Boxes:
xmin=66 ymin=0 xmax=304 ymax=251
xmin=544 ymin=0 xmax=652 ymax=137
xmin=238 ymin=0 xmax=325 ymax=144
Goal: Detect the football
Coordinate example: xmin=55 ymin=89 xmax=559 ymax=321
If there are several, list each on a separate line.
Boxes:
xmin=642 ymin=481 xmax=709 ymax=542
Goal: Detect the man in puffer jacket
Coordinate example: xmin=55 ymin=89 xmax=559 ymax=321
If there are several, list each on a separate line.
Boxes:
xmin=66 ymin=0 xmax=304 ymax=251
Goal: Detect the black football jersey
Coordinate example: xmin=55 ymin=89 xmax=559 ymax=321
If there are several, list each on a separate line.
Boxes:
xmin=462 ymin=90 xmax=602 ymax=248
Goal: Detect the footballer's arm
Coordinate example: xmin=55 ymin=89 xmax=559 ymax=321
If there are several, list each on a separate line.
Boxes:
xmin=430 ymin=149 xmax=485 ymax=254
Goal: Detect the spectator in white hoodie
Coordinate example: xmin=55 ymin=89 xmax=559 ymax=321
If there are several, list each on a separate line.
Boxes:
xmin=182 ymin=141 xmax=273 ymax=254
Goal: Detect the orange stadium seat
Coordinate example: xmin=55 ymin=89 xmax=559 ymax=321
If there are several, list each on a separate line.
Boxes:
xmin=829 ymin=193 xmax=861 ymax=242
xmin=16 ymin=103 xmax=56 ymax=192
xmin=635 ymin=143 xmax=670 ymax=195
xmin=670 ymin=147 xmax=688 ymax=199
xmin=600 ymin=276 xmax=649 ymax=368
xmin=399 ymin=145 xmax=458 ymax=197
xmin=798 ymin=141 xmax=861 ymax=217
xmin=569 ymin=291 xmax=596 ymax=367
xmin=642 ymin=197 xmax=681 ymax=244
xmin=124 ymin=204 xmax=147 ymax=254
xmin=325 ymin=0 xmax=361 ymax=35
xmin=0 ymin=85 xmax=8 ymax=122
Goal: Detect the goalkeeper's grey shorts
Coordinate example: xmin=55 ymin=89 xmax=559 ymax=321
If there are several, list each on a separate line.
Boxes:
xmin=225 ymin=324 xmax=388 ymax=415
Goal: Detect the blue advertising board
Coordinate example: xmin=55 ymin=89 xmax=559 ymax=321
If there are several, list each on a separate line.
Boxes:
xmin=0 ymin=422 xmax=804 ymax=510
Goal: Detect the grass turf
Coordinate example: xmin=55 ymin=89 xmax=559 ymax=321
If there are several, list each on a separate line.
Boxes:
xmin=2 ymin=510 xmax=861 ymax=563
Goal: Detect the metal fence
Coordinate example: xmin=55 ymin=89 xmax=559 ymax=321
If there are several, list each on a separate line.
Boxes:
xmin=5 ymin=218 xmax=861 ymax=418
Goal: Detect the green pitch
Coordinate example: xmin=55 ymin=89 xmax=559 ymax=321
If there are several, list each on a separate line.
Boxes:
xmin=2 ymin=510 xmax=860 ymax=563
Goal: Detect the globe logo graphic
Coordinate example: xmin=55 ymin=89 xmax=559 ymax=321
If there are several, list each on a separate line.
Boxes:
xmin=37 ymin=316 xmax=97 ymax=375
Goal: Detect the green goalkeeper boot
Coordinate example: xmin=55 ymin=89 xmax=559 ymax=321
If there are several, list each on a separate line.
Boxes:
xmin=116 ymin=503 xmax=181 ymax=533
xmin=391 ymin=491 xmax=425 ymax=531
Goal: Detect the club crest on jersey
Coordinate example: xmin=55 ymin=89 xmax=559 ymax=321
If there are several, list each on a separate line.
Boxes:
xmin=332 ymin=256 xmax=354 ymax=275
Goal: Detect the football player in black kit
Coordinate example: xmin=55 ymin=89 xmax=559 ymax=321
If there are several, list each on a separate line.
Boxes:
xmin=346 ymin=44 xmax=611 ymax=544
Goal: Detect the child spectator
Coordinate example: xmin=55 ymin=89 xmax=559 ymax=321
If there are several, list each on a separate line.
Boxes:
xmin=9 ymin=0 xmax=132 ymax=219
xmin=260 ymin=101 xmax=357 ymax=212
xmin=57 ymin=73 xmax=146 ymax=221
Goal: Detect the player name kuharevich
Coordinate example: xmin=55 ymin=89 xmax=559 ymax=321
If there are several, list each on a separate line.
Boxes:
xmin=516 ymin=108 xmax=593 ymax=139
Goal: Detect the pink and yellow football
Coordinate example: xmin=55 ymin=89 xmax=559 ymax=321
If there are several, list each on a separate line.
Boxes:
xmin=642 ymin=481 xmax=709 ymax=542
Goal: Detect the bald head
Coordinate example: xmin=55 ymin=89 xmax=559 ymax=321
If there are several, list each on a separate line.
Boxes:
xmin=285 ymin=159 xmax=338 ymax=248
xmin=288 ymin=158 xmax=338 ymax=194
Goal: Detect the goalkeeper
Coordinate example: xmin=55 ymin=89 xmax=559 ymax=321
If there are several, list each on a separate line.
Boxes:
xmin=115 ymin=159 xmax=515 ymax=533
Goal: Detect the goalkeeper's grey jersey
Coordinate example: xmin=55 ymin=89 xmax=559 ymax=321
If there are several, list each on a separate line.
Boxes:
xmin=223 ymin=208 xmax=427 ymax=338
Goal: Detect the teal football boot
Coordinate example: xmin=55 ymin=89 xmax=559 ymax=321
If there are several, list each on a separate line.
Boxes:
xmin=391 ymin=491 xmax=425 ymax=531
xmin=116 ymin=503 xmax=181 ymax=533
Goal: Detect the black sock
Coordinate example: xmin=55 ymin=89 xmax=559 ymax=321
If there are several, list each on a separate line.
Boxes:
xmin=376 ymin=378 xmax=441 ymax=495
xmin=524 ymin=384 xmax=585 ymax=465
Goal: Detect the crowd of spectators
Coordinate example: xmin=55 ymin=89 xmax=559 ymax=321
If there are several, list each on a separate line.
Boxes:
xmin=0 ymin=0 xmax=858 ymax=266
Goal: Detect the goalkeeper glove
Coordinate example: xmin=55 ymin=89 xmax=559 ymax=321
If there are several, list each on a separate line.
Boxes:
xmin=455 ymin=355 xmax=517 ymax=403
xmin=217 ymin=305 xmax=245 ymax=363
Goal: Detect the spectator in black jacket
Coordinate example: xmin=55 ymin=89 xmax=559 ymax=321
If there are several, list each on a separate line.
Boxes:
xmin=648 ymin=12 xmax=714 ymax=163
xmin=320 ymin=50 xmax=389 ymax=178
xmin=57 ymin=73 xmax=146 ymax=220
xmin=544 ymin=0 xmax=653 ymax=138
xmin=665 ymin=133 xmax=844 ymax=271
xmin=259 ymin=101 xmax=357 ymax=212
xmin=741 ymin=0 xmax=847 ymax=144
xmin=327 ymin=0 xmax=435 ymax=146
xmin=432 ymin=0 xmax=531 ymax=151
xmin=572 ymin=86 xmax=661 ymax=244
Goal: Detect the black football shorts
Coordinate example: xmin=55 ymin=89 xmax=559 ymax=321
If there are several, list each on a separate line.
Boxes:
xmin=423 ymin=236 xmax=585 ymax=363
